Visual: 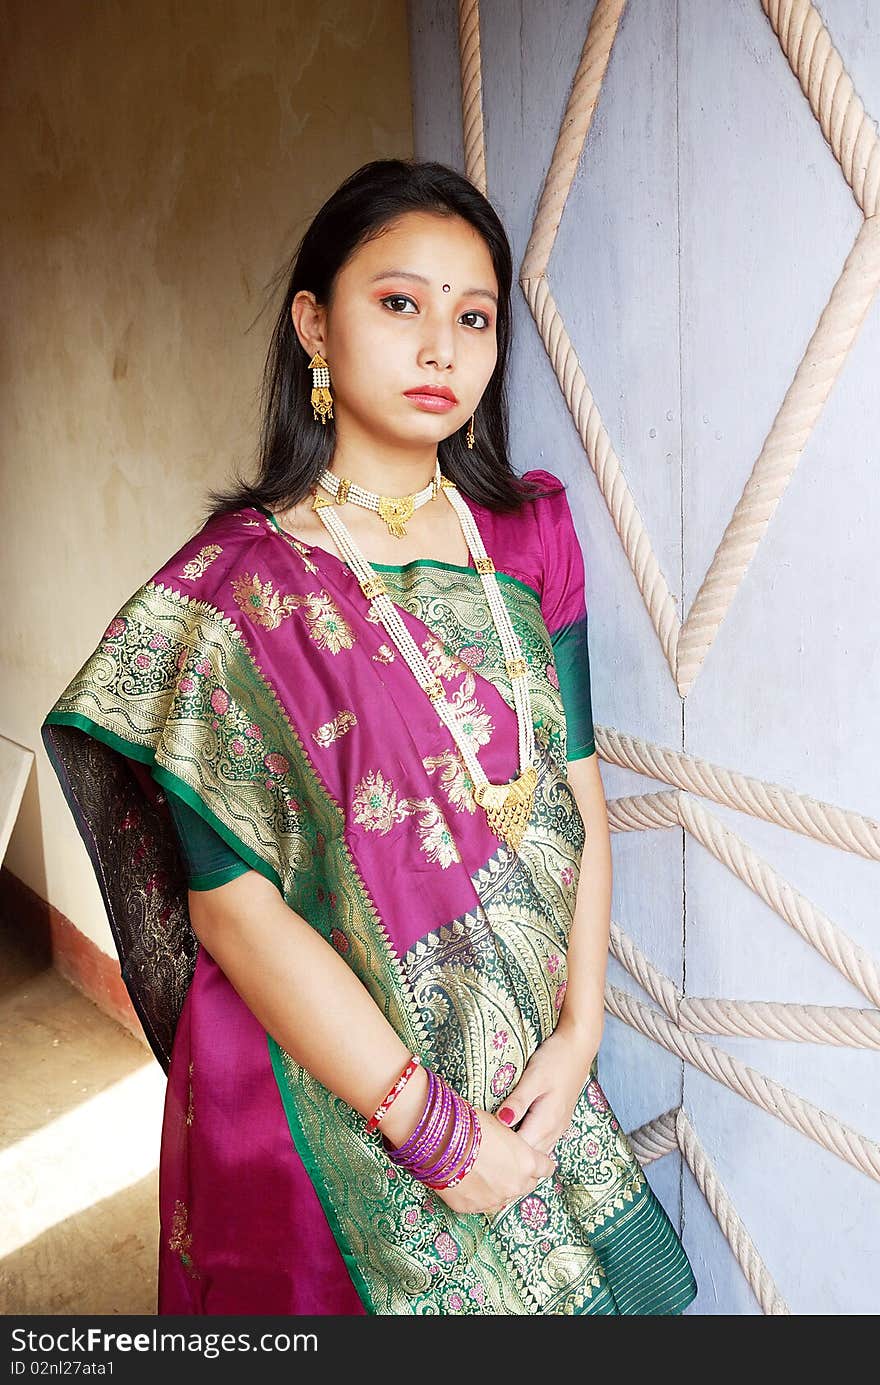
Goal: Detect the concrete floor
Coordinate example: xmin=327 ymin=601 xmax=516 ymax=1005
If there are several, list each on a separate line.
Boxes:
xmin=0 ymin=914 xmax=166 ymax=1314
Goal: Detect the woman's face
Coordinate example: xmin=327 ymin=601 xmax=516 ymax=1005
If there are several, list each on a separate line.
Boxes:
xmin=294 ymin=210 xmax=499 ymax=451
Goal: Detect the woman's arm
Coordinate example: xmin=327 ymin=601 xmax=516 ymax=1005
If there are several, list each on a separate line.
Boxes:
xmin=555 ymin=751 xmax=612 ymax=1057
xmin=187 ymin=869 xmax=431 ymax=1146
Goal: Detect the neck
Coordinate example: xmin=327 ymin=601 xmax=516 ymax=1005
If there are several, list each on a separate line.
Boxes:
xmin=327 ymin=433 xmax=439 ymax=498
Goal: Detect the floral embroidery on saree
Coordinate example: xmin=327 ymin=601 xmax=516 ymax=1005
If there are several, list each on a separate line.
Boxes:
xmin=299 ymin=591 xmax=356 ymax=653
xmin=422 ymin=749 xmax=477 ymax=814
xmin=352 ymin=769 xmax=462 ymax=870
xmin=168 ymin=1200 xmax=200 ymax=1279
xmin=231 ymin=571 xmax=297 ymax=630
xmin=374 ymin=565 xmax=570 ymax=778
xmin=232 ymin=572 xmax=355 ymax=651
xmin=312 ymin=708 xmax=358 ymax=748
xmin=178 ymin=544 xmax=223 ymax=581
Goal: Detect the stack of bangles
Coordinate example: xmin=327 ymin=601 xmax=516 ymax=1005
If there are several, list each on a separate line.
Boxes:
xmin=365 ymin=1054 xmax=482 ymax=1191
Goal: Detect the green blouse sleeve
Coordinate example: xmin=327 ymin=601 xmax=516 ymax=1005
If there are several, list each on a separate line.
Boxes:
xmin=165 ymin=791 xmax=252 ymax=891
xmin=551 ymin=610 xmax=596 ymax=761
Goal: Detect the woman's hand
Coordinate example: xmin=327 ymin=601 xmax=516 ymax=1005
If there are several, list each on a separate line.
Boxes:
xmin=494 ymin=1021 xmax=601 ymax=1158
xmin=431 ymin=1108 xmax=557 ymax=1217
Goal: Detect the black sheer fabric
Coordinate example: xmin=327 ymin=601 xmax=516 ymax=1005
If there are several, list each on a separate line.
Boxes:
xmin=41 ymin=722 xmax=198 ymax=1072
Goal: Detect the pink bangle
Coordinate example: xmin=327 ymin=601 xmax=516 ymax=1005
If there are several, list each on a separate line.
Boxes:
xmin=428 ymin=1105 xmax=482 ymax=1190
xmin=385 ymin=1070 xmax=448 ymax=1169
xmin=420 ymin=1090 xmax=469 ymax=1183
xmin=403 ymin=1079 xmax=453 ymax=1177
xmin=365 ymin=1054 xmax=422 ymax=1134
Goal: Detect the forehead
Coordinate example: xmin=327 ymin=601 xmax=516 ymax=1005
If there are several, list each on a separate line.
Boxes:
xmin=344 ymin=211 xmax=497 ymax=289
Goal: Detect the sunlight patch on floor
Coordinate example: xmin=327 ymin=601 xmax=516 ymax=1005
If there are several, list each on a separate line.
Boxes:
xmin=1 ymin=1060 xmax=166 ymax=1257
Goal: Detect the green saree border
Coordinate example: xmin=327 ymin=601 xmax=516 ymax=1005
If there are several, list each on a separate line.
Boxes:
xmin=258 ymin=503 xmax=542 ymax=601
xmin=42 ymin=708 xmax=281 ymax=892
xmin=266 ymin=1032 xmax=377 ymax=1315
xmin=372 ymin=562 xmax=541 ymax=604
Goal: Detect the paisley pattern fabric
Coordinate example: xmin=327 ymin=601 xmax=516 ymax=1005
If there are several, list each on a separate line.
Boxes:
xmin=41 ymin=467 xmax=697 ymax=1315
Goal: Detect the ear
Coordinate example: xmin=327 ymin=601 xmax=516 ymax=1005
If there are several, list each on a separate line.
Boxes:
xmin=291 ymin=289 xmax=327 ymax=358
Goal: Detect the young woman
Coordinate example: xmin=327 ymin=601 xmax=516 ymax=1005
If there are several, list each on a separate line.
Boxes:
xmin=42 ymin=159 xmax=698 ymax=1316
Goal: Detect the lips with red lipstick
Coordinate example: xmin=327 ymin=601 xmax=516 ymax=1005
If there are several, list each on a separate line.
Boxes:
xmin=403 ymin=384 xmax=459 ymax=412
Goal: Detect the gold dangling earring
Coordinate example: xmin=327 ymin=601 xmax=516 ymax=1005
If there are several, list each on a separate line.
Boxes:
xmin=308 ymin=351 xmax=334 ymax=425
xmin=466 ymin=413 xmax=475 ymax=449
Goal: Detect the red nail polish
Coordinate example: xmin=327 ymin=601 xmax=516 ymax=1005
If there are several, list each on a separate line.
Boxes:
xmin=498 ymin=1107 xmax=515 ymax=1125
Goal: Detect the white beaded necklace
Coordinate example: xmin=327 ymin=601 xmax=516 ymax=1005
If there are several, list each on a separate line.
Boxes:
xmin=309 ymin=466 xmax=538 ymax=852
xmin=316 ymin=458 xmax=443 ymax=538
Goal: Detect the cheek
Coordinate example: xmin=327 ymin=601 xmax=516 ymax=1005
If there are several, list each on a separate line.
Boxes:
xmin=330 ymin=311 xmax=407 ymax=390
xmin=324 ymin=346 xmax=371 ymax=401
xmin=474 ymin=337 xmax=498 ymax=390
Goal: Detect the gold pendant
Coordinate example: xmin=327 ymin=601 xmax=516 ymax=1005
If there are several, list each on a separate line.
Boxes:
xmin=378 ymin=494 xmax=416 ymax=538
xmin=310 ymin=387 xmax=334 ymax=425
xmin=473 ymin=765 xmax=538 ymax=852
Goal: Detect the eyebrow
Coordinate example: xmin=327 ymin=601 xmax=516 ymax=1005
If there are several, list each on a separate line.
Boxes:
xmin=368 ymin=268 xmax=498 ymax=306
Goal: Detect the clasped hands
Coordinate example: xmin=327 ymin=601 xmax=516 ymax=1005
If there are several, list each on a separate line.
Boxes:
xmin=432 ymin=1018 xmax=602 ymax=1220
xmin=498 ymin=1019 xmax=601 ymax=1154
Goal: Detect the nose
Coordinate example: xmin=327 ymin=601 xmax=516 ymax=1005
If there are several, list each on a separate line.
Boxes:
xmin=418 ymin=318 xmax=456 ymax=371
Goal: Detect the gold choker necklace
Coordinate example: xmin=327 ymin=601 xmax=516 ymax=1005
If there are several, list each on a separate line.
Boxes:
xmin=313 ymin=460 xmax=442 ymax=538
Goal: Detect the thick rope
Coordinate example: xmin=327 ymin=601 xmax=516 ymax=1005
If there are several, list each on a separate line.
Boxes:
xmin=762 ymin=0 xmax=880 ymax=217
xmin=677 ymin=214 xmax=880 ymax=692
xmin=520 ymin=0 xmax=627 ymax=281
xmin=598 ymin=727 xmax=880 ymax=860
xmin=457 ymin=0 xmax=487 ymax=194
xmin=606 ymin=983 xmax=880 ymax=1183
xmin=516 ymin=0 xmax=692 ymax=673
xmin=675 ymin=1111 xmax=791 ymax=1314
xmin=626 ymin=1107 xmax=679 ymax=1163
xmin=625 ymin=1113 xmax=788 ymax=1311
xmin=610 ymin=920 xmax=880 ymax=1044
xmin=679 ymin=797 xmax=880 ymax=1006
xmin=521 ymin=276 xmax=681 ymax=668
xmin=609 ymin=784 xmax=880 ymax=1011
xmin=680 ymin=998 xmax=880 ymax=1046
xmin=518 ymin=1 xmax=880 ymax=699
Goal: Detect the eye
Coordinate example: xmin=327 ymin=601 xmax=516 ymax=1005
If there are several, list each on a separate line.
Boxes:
xmin=460 ymin=310 xmax=491 ymax=330
xmin=381 ymin=294 xmax=418 ymax=314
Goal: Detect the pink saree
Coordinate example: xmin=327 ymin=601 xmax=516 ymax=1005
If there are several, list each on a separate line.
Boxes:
xmin=42 ymin=467 xmax=697 ymax=1315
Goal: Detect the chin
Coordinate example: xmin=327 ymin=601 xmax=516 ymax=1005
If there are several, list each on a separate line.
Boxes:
xmin=396 ymin=417 xmax=459 ymax=445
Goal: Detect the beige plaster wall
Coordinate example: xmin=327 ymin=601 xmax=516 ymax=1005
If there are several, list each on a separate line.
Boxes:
xmin=0 ymin=0 xmax=413 ymax=952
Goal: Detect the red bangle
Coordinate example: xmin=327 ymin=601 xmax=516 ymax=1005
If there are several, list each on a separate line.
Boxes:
xmin=365 ymin=1054 xmax=422 ymax=1134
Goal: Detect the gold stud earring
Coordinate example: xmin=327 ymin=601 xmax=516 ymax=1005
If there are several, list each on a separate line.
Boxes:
xmin=308 ymin=351 xmax=333 ymax=425
xmin=466 ymin=413 xmax=475 ymax=449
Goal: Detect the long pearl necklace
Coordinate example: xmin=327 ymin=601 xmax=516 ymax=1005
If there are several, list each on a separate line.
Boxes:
xmin=310 ymin=469 xmax=538 ymax=852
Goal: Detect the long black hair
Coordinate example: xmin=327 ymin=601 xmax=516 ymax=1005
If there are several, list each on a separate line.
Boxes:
xmin=203 ymin=158 xmax=557 ymax=523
